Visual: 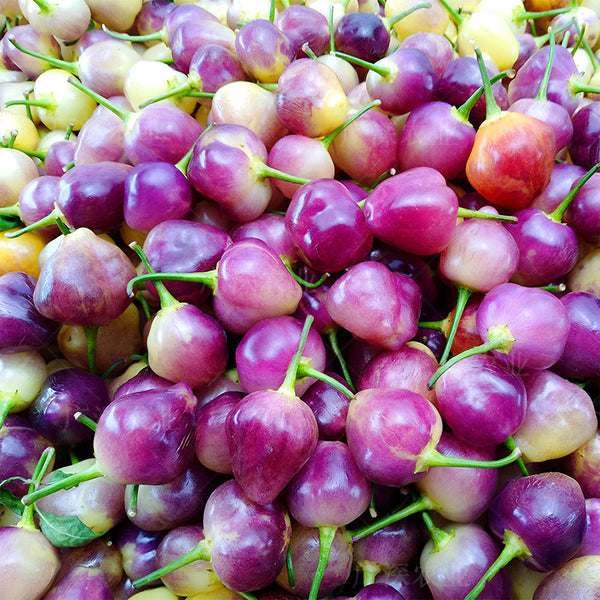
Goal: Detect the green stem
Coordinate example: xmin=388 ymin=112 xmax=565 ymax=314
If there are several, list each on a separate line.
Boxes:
xmin=3 ymin=97 xmax=55 ymax=110
xmin=4 ymin=211 xmax=60 ymax=238
xmin=548 ymin=162 xmax=600 ymax=222
xmin=137 ymin=81 xmax=194 ymax=109
xmin=296 ymin=364 xmax=355 ymax=400
xmin=308 ymin=525 xmax=338 ymax=600
xmin=328 ymin=4 xmax=335 ymax=54
xmin=17 ymin=447 xmax=55 ymax=530
xmin=349 ymin=494 xmax=439 ymax=542
xmin=385 ymin=3 xmax=432 ymax=28
xmin=128 ymin=243 xmax=191 ymax=310
xmin=421 ymin=445 xmax=523 ymax=472
xmin=348 ymin=495 xmax=439 ymax=544
xmin=73 ymin=412 xmax=97 ymax=432
xmin=253 ymin=158 xmax=311 ymax=185
xmin=7 ymin=34 xmax=78 ymax=75
xmin=428 ymin=325 xmax=515 ymax=389
xmin=284 ymin=263 xmax=328 ymax=288
xmin=333 ymin=50 xmax=390 ymax=78
xmin=359 ymin=561 xmax=380 ymax=586
xmin=473 ymin=45 xmax=502 ymax=121
xmin=418 ymin=319 xmax=445 ymax=331
xmin=278 ymin=315 xmax=315 ymax=397
xmin=0 ymin=205 xmax=21 ymax=218
xmin=464 ymin=531 xmax=531 ymax=600
xmin=301 ymin=42 xmax=319 ymax=61
xmin=456 ymin=207 xmax=518 ymax=223
xmin=320 ymin=99 xmax=381 ymax=149
xmin=0 ymin=391 xmax=19 ymax=430
xmin=437 ymin=0 xmax=463 ymax=25
xmin=504 ymin=436 xmax=529 ymax=477
xmin=536 ymin=28 xmax=556 ymax=101
xmin=127 ymin=484 xmax=139 ymax=518
xmin=454 ymin=69 xmax=516 ymax=122
xmin=438 ymin=286 xmax=472 ymax=365
xmin=327 ymin=328 xmax=355 ymax=392
xmin=102 ymin=23 xmax=166 ymax=44
xmin=515 ymin=4 xmax=576 ymax=24
xmin=421 ymin=511 xmax=454 ymax=553
xmin=30 ymin=0 xmax=55 ymax=14
xmin=286 ymin=547 xmax=295 ymax=587
xmin=67 ymin=76 xmax=133 ymax=125
xmin=126 ymin=268 xmax=218 ymax=300
xmin=132 ymin=538 xmax=212 ymax=588
xmin=84 ymin=325 xmax=98 ymax=375
xmin=21 ymin=460 xmax=104 ymax=506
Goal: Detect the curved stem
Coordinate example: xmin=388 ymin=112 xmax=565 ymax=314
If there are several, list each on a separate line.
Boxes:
xmin=548 ymin=162 xmax=600 ymax=222
xmin=278 ymin=315 xmax=314 ymax=398
xmin=437 ymin=0 xmax=463 ymax=25
xmin=504 ymin=436 xmax=529 ymax=477
xmin=359 ymin=560 xmax=380 ymax=586
xmin=537 ymin=28 xmax=556 ymax=101
xmin=67 ymin=76 xmax=132 ymax=125
xmin=138 ymin=81 xmax=194 ymax=109
xmin=21 ymin=460 xmax=104 ymax=506
xmin=73 ymin=412 xmax=97 ymax=432
xmin=128 ymin=243 xmax=201 ymax=310
xmin=7 ymin=34 xmax=78 ymax=74
xmin=456 ymin=207 xmax=518 ymax=223
xmin=132 ymin=538 xmax=212 ymax=588
xmin=428 ymin=325 xmax=515 ymax=389
xmin=253 ymin=158 xmax=310 ymax=186
xmin=421 ymin=510 xmax=454 ymax=552
xmin=439 ymin=287 xmax=472 ymax=366
xmin=296 ymin=364 xmax=355 ymax=399
xmin=102 ymin=23 xmax=165 ymax=44
xmin=333 ymin=50 xmax=390 ymax=78
xmin=308 ymin=525 xmax=338 ymax=600
xmin=126 ymin=269 xmax=218 ymax=299
xmin=284 ymin=263 xmax=328 ymax=288
xmin=454 ymin=69 xmax=515 ymax=122
xmin=421 ymin=445 xmax=523 ymax=473
xmin=0 ymin=391 xmax=20 ymax=430
xmin=385 ymin=3 xmax=431 ymax=28
xmin=17 ymin=447 xmax=55 ymax=530
xmin=320 ymin=99 xmax=381 ymax=149
xmin=349 ymin=494 xmax=439 ymax=543
xmin=473 ymin=45 xmax=502 ymax=121
xmin=4 ymin=210 xmax=59 ymax=238
xmin=327 ymin=328 xmax=355 ymax=392
xmin=30 ymin=0 xmax=55 ymax=14
xmin=464 ymin=531 xmax=530 ymax=600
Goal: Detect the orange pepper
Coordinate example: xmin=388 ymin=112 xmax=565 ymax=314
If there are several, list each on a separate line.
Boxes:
xmin=0 ymin=228 xmax=47 ymax=279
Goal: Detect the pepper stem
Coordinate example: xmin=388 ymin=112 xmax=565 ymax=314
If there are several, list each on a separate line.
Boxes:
xmin=308 ymin=525 xmax=338 ymax=600
xmin=296 ymin=363 xmax=355 ymax=399
xmin=132 ymin=538 xmax=212 ymax=588
xmin=548 ymin=162 xmax=600 ymax=222
xmin=439 ymin=287 xmax=472 ymax=366
xmin=464 ymin=530 xmax=531 ymax=600
xmin=278 ymin=315 xmax=315 ymax=398
xmin=21 ymin=460 xmax=105 ymax=506
xmin=349 ymin=494 xmax=439 ymax=542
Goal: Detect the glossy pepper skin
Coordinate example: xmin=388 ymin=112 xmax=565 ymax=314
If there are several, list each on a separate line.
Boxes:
xmin=0 ymin=271 xmax=60 ymax=353
xmin=466 ymin=111 xmax=556 ymax=211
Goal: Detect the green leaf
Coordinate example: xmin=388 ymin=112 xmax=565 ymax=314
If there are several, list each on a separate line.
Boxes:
xmin=35 ymin=508 xmax=104 ymax=548
xmin=0 ymin=215 xmax=21 ymax=232
xmin=0 ymin=484 xmax=24 ymax=515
